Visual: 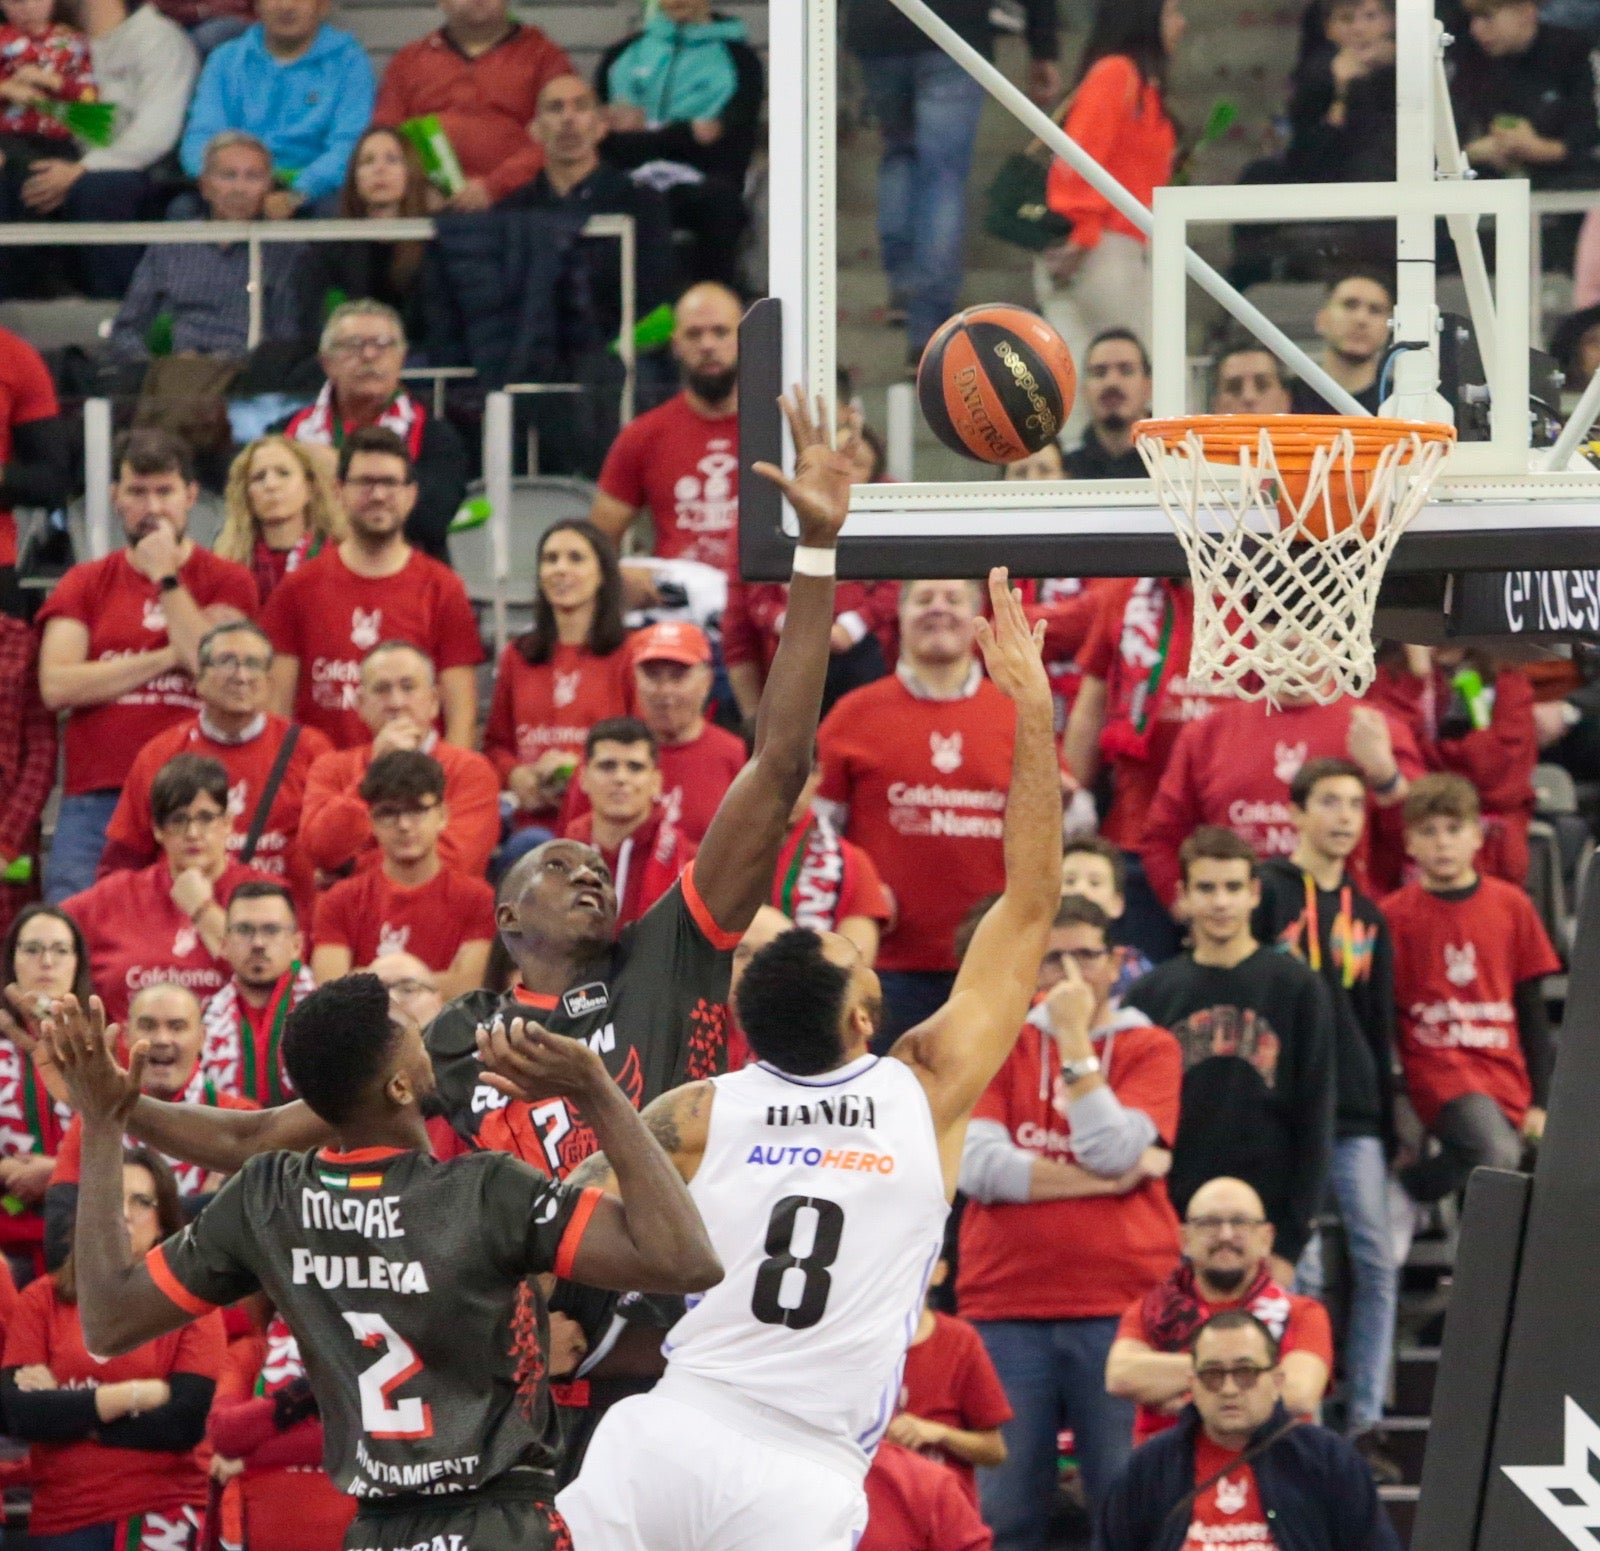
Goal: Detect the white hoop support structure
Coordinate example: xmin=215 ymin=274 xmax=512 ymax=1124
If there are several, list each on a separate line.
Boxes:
xmin=1136 ymin=417 xmax=1457 ymax=706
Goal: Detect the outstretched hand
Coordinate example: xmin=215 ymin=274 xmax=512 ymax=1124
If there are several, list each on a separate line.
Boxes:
xmin=751 ymin=387 xmax=854 ymax=549
xmin=40 ymin=995 xmax=145 ymax=1127
xmin=475 ymin=1017 xmax=608 ymax=1104
xmin=973 ymin=567 xmax=1050 ymax=709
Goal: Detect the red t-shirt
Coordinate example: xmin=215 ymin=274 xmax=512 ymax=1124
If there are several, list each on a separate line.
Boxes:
xmin=1076 ymin=579 xmax=1225 ymax=851
xmin=259 ymin=548 xmax=483 ymax=749
xmin=898 ymin=1313 xmax=1013 ymax=1503
xmin=1381 ymin=877 xmax=1561 ymax=1130
xmin=482 ymin=641 xmax=634 ymax=816
xmin=559 ymin=721 xmax=746 ymax=846
xmin=596 ymin=393 xmax=740 ymax=569
xmin=36 ymin=548 xmax=259 ymax=795
xmin=860 ymin=1441 xmax=995 ymax=1551
xmin=1184 ymin=1435 xmax=1278 ymax=1551
xmin=0 ymin=327 xmax=59 ymax=567
xmin=958 ymin=1019 xmax=1183 ymax=1322
xmin=61 ymin=858 xmax=276 ymax=1026
xmin=313 ymin=864 xmax=496 ymax=973
xmin=1139 ymin=697 xmax=1425 ymax=908
xmin=101 ymin=714 xmax=334 ymax=920
xmin=2 ymin=1277 xmax=224 ymax=1536
xmin=1117 ymin=1283 xmax=1333 ymax=1444
xmin=818 ymin=674 xmax=1015 ymax=973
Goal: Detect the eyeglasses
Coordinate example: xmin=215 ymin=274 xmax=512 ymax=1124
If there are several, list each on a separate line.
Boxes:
xmin=15 ymin=941 xmax=74 ymax=962
xmin=369 ymin=800 xmax=441 ymax=825
xmin=1041 ymin=947 xmax=1112 ymax=971
xmin=203 ymin=652 xmax=271 ymax=676
xmin=329 ymin=336 xmax=402 ymax=356
xmin=1194 ymin=1363 xmax=1273 ymax=1393
xmin=124 ymin=1193 xmax=159 ymax=1215
xmin=227 ymin=922 xmax=292 ymax=942
xmin=1187 ymin=1215 xmax=1267 ymax=1235
xmin=161 ymin=809 xmax=228 ymax=835
xmin=344 ymin=476 xmax=408 ymax=494
xmin=387 ymin=978 xmax=437 ymax=999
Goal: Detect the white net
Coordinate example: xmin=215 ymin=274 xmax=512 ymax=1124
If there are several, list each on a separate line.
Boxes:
xmin=1135 ymin=418 xmax=1454 ymax=706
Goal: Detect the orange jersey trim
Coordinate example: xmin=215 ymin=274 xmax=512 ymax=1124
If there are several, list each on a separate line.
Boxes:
xmin=682 ymin=861 xmax=741 ymax=951
xmin=554 ymin=1186 xmax=604 ymax=1280
xmin=145 ymin=1244 xmax=217 ymax=1317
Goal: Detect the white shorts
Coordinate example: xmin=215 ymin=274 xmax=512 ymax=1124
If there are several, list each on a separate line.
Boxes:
xmin=556 ymin=1374 xmax=869 ymax=1551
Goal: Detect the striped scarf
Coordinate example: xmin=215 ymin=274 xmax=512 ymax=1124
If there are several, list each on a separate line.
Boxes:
xmin=201 ymin=965 xmax=314 ymax=1106
xmin=772 ymin=812 xmax=857 ymax=932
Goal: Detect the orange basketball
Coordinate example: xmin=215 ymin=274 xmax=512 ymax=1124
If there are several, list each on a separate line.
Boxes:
xmin=916 ymin=305 xmax=1077 ymax=464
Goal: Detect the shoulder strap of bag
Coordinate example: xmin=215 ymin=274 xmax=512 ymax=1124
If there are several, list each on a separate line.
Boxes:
xmin=1157 ymin=1417 xmax=1304 ymax=1536
xmin=240 ymin=724 xmax=301 ymax=866
xmin=1022 ymin=88 xmax=1079 ymax=160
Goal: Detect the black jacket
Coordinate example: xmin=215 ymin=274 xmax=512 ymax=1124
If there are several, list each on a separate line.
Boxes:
xmin=595 ymin=19 xmax=765 ymax=188
xmin=846 ymin=0 xmax=1058 ymax=62
xmin=1124 ymin=947 xmax=1335 ymax=1262
xmin=1094 ymin=1404 xmax=1402 ymax=1551
xmin=1065 ymin=432 xmax=1147 ymax=479
xmin=1253 ymin=856 xmax=1397 ymax=1150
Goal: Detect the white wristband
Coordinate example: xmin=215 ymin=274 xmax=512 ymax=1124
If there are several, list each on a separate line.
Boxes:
xmin=792 ymin=545 xmax=837 ymax=577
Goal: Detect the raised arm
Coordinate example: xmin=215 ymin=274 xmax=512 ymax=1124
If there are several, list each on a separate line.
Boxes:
xmin=40 ymin=997 xmax=200 ymax=1355
xmin=476 ymin=1020 xmax=719 ymax=1295
xmin=691 ymin=390 xmax=852 ymax=935
xmin=894 ymin=571 xmax=1062 ymax=1159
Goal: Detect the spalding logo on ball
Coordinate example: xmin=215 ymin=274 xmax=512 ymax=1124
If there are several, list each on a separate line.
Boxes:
xmin=917 ymin=304 xmax=1078 ymax=464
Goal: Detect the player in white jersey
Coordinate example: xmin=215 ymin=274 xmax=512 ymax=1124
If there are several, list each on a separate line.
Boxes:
xmin=478 ymin=565 xmax=1072 ymax=1551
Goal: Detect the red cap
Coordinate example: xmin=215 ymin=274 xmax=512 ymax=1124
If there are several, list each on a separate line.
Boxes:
xmin=631 ymin=621 xmax=712 ymax=666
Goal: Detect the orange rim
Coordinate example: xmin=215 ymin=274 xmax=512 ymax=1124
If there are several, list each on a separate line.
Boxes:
xmin=1134 ymin=414 xmax=1457 ymax=469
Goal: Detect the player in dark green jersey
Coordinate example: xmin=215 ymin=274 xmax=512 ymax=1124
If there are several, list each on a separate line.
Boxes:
xmin=39 ymin=974 xmax=721 ymax=1551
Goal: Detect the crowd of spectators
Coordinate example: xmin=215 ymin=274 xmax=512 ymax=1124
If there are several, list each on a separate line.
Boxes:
xmin=0 ymin=1 xmax=1591 ymax=1548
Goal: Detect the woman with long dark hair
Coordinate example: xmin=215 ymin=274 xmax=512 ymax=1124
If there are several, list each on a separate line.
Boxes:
xmin=1036 ymin=0 xmax=1184 ymax=437
xmin=0 ymin=906 xmax=87 ymax=1279
xmin=2 ymin=1147 xmax=224 ymax=1550
xmin=483 ymin=520 xmax=634 ymax=840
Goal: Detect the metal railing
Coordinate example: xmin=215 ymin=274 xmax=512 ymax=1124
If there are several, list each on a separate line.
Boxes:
xmin=1530 ymin=189 xmax=1600 ymax=339
xmin=0 ymin=212 xmax=637 ymax=419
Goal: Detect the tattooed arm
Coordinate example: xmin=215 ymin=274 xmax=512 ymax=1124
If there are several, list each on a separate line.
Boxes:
xmin=564 ymin=1081 xmax=715 ymax=1194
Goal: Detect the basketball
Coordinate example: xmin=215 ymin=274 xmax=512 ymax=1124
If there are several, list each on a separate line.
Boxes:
xmin=915 ymin=305 xmax=1077 ymax=464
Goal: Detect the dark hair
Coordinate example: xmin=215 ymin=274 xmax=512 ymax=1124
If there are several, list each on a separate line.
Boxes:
xmin=1055 ymin=894 xmax=1112 ymax=939
xmin=1324 ymin=264 xmax=1393 ymax=303
xmin=1212 ymin=338 xmax=1288 ymax=390
xmin=198 ymin=617 xmax=273 ymax=669
xmin=359 ymin=749 xmax=447 ymax=807
xmin=114 ymin=429 xmax=195 ymax=485
xmin=2 ymin=906 xmax=91 ymax=1006
xmin=953 ymin=892 xmax=1002 ymax=964
xmin=282 ymin=974 xmax=400 ymax=1126
xmin=1063 ymin=835 xmax=1128 ymax=894
xmin=55 ymin=1148 xmax=184 ymax=1304
xmin=339 ymin=128 xmax=433 ymax=292
xmin=734 ymin=929 xmax=850 ymax=1076
xmin=585 ymin=716 xmax=658 ymax=762
xmin=1073 ymin=0 xmax=1172 ymax=93
xmin=1289 ymin=756 xmax=1367 ymax=808
xmin=227 ymin=880 xmax=299 ymax=923
xmin=855 ymin=422 xmax=888 ymax=483
xmin=1551 ymin=304 xmax=1600 ymax=382
xmin=1086 ymin=327 xmax=1152 ymax=375
xmin=1322 ymin=0 xmax=1392 ymax=17
xmin=1403 ymin=772 xmax=1481 ymax=827
xmin=515 ymin=521 xmax=628 ymax=667
xmin=338 ymin=425 xmax=415 ymax=482
xmin=1178 ymin=826 xmax=1259 ymax=884
xmin=1194 ymin=1308 xmax=1281 ymax=1366
xmin=150 ymin=753 xmax=230 ymax=829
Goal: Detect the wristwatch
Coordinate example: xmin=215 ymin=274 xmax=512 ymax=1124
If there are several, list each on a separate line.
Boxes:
xmin=1061 ymin=1054 xmax=1101 ymax=1084
xmin=158 ymin=574 xmax=181 ymax=592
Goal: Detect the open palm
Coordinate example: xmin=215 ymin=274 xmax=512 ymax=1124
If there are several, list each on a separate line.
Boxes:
xmin=752 ymin=388 xmax=853 ymax=547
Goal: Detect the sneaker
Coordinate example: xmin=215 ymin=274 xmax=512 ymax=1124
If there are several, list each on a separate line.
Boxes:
xmin=1352 ymin=1428 xmax=1405 ymax=1486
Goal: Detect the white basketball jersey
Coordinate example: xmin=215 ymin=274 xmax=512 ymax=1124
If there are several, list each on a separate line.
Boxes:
xmin=664 ymin=1053 xmax=949 ymax=1462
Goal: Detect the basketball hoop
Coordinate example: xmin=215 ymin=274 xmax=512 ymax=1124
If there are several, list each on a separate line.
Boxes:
xmin=1134 ymin=414 xmax=1457 ymax=706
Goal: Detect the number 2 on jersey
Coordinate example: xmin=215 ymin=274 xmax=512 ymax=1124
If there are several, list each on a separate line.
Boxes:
xmin=750 ymin=1195 xmax=844 ymax=1330
xmin=344 ymin=1312 xmax=433 ymax=1439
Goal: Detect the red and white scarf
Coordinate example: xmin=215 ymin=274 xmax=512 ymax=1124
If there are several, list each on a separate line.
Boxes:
xmin=0 ymin=1035 xmax=70 ymax=1164
xmin=1100 ymin=579 xmax=1189 ymax=763
xmin=254 ymin=1313 xmax=308 ymax=1397
xmin=201 ymin=966 xmax=314 ymax=1107
xmin=772 ymin=812 xmax=859 ymax=932
xmin=285 ymin=383 xmax=425 ymax=460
